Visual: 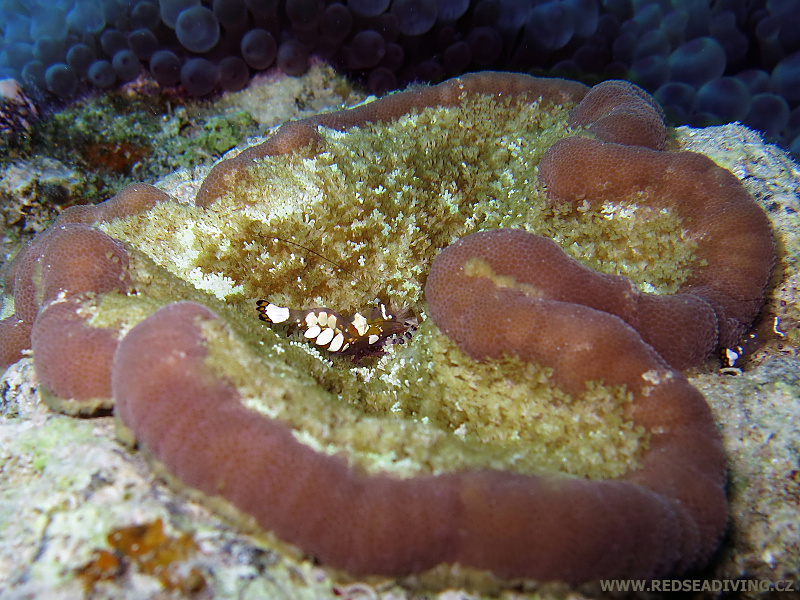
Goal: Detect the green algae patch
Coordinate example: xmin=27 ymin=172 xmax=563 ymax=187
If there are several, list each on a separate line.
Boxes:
xmin=2 ymin=413 xmax=106 ymax=491
xmin=7 ymin=414 xmax=90 ymax=473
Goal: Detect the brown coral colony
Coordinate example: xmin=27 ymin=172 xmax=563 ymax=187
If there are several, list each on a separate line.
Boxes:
xmin=0 ymin=73 xmax=775 ymax=584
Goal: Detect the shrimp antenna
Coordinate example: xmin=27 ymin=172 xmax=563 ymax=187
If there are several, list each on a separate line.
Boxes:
xmin=268 ymin=236 xmax=343 ymax=270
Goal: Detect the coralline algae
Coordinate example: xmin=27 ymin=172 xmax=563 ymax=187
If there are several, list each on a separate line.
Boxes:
xmin=0 ymin=69 xmax=798 ymax=597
